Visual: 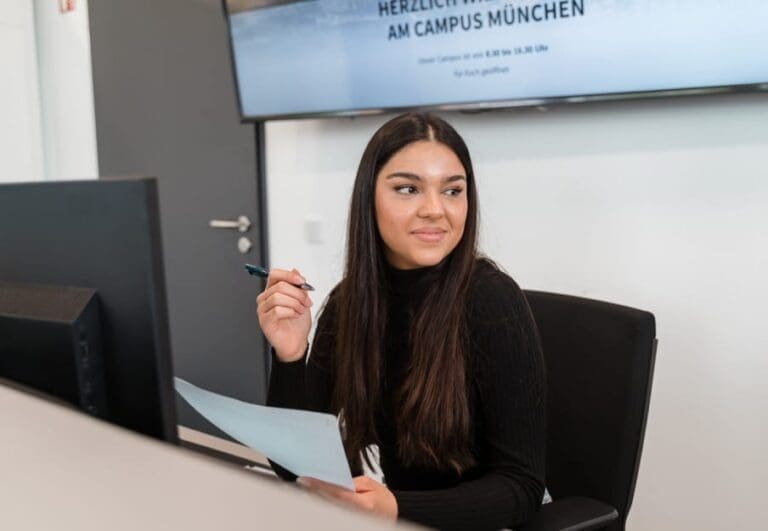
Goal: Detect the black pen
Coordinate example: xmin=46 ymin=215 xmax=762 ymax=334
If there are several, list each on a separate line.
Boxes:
xmin=244 ymin=264 xmax=315 ymax=291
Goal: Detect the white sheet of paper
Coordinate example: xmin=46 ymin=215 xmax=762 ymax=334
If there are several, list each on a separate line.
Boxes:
xmin=174 ymin=377 xmax=354 ymax=490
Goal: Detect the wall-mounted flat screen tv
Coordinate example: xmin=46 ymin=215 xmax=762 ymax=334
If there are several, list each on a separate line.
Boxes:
xmin=223 ymin=0 xmax=768 ymax=121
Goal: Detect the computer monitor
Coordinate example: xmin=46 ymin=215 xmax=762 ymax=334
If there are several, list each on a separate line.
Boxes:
xmin=0 ymin=177 xmax=177 ymax=443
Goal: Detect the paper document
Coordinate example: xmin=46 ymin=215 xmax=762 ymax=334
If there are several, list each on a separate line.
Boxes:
xmin=174 ymin=377 xmax=353 ymax=490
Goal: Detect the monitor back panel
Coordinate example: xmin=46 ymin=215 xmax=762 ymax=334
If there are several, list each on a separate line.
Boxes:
xmin=0 ymin=178 xmax=177 ymax=442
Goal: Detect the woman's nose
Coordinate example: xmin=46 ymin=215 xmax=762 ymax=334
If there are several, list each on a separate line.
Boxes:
xmin=417 ymin=190 xmax=445 ymax=218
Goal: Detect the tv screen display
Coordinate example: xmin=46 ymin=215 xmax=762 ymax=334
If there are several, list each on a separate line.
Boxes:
xmin=224 ymin=0 xmax=768 ymax=120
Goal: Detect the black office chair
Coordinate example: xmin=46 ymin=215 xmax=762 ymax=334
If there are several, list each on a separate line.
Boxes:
xmin=520 ymin=290 xmax=657 ymax=531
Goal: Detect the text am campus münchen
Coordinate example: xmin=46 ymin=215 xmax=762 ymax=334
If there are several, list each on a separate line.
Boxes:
xmin=379 ymin=1 xmax=586 ymax=20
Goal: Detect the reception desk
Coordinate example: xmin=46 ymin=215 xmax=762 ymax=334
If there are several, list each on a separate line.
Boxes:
xmin=0 ymin=382 xmax=415 ymax=530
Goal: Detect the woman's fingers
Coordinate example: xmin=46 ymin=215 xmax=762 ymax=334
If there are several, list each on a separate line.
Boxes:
xmin=258 ymin=290 xmax=309 ymax=317
xmin=265 ymin=267 xmax=307 ymax=290
xmin=255 ymin=269 xmax=312 ymax=363
xmin=256 ymin=269 xmax=312 ymax=329
xmin=298 ymin=477 xmax=396 ymax=519
xmin=258 ymin=280 xmax=312 ymax=308
xmin=259 ymin=279 xmax=312 ymax=306
xmin=257 ymin=284 xmax=312 ymax=322
xmin=298 ymin=477 xmax=357 ymax=503
xmin=352 ymin=476 xmax=376 ymax=492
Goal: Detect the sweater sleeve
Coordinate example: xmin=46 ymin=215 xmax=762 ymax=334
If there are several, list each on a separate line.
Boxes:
xmin=393 ymin=267 xmax=546 ymax=531
xmin=265 ymin=294 xmax=337 ymax=480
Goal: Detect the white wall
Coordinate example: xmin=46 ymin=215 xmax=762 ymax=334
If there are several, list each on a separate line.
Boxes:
xmin=33 ymin=0 xmax=98 ymax=181
xmin=265 ymin=93 xmax=768 ymax=530
xmin=0 ymin=0 xmax=44 ymax=182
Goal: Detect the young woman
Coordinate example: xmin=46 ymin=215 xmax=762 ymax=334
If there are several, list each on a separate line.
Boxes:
xmin=257 ymin=113 xmax=545 ymax=530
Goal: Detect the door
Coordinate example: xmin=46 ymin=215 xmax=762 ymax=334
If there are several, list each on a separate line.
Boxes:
xmin=88 ymin=0 xmax=268 ymax=435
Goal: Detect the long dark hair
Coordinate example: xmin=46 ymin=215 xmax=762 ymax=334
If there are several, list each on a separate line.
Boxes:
xmin=332 ymin=112 xmax=479 ymax=473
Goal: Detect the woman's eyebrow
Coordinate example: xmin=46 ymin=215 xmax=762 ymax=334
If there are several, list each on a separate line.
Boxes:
xmin=385 ymin=172 xmax=466 ymax=183
xmin=385 ymin=172 xmax=421 ymax=181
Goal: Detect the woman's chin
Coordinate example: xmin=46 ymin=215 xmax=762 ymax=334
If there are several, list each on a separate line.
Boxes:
xmin=406 ymin=251 xmax=449 ymax=269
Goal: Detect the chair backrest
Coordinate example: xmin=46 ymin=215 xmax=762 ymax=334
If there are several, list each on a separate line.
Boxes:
xmin=524 ymin=290 xmax=657 ymax=531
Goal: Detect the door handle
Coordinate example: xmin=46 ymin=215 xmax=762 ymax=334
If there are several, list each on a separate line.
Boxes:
xmin=209 ymin=215 xmax=251 ymax=233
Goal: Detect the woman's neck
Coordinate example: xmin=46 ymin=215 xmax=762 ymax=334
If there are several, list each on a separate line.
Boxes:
xmin=383 ymin=259 xmax=446 ymax=300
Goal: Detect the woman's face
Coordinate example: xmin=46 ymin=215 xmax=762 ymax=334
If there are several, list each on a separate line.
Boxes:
xmin=374 ymin=140 xmax=468 ymax=270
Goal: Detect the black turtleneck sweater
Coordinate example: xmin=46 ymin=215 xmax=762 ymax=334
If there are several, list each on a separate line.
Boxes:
xmin=267 ymin=259 xmax=546 ymax=530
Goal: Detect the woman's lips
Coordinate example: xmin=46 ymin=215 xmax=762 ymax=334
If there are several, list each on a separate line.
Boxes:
xmin=412 ymin=229 xmax=446 ymax=242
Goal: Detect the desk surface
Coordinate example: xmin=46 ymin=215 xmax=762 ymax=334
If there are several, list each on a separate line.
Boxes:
xmin=0 ymin=383 xmax=415 ymax=530
xmin=178 ymin=425 xmax=271 ymax=468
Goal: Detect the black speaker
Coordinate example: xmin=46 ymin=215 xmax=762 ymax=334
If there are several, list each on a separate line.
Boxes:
xmin=0 ymin=282 xmax=107 ymax=417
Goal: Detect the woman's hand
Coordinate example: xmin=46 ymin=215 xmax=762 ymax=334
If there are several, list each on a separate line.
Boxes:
xmin=256 ymin=268 xmax=313 ymax=362
xmin=297 ymin=476 xmax=398 ymax=521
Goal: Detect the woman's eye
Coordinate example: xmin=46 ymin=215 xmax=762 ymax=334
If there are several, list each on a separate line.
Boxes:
xmin=444 ymin=188 xmax=464 ymax=197
xmin=395 ymin=185 xmax=418 ymax=195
